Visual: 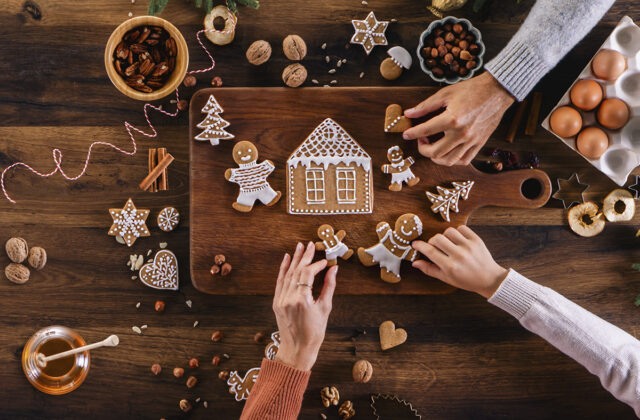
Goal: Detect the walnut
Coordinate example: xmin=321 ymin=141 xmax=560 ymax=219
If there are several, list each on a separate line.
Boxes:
xmin=27 ymin=246 xmax=47 ymax=270
xmin=338 ymin=400 xmax=355 ymax=419
xmin=352 ymin=359 xmax=373 ymax=383
xmin=282 ymin=34 xmax=307 ymax=61
xmin=5 ymin=237 xmax=28 ymax=263
xmin=320 ymin=386 xmax=340 ymax=407
xmin=5 ymin=263 xmax=30 ymax=284
xmin=282 ymin=63 xmax=307 ymax=88
xmin=246 ymin=40 xmax=272 ymax=66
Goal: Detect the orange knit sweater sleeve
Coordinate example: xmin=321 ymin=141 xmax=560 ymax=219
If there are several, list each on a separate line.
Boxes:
xmin=240 ymin=358 xmax=311 ymax=420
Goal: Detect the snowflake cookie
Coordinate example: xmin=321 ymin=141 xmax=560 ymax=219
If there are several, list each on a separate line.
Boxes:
xmin=157 ymin=206 xmax=180 ymax=232
xmin=350 ymin=11 xmax=389 ymax=55
xmin=138 ymin=249 xmax=179 ymax=290
xmin=426 ymin=181 xmax=474 ymax=222
xmin=108 ymin=198 xmax=150 ymax=247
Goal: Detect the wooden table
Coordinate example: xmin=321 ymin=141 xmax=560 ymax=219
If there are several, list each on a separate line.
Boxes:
xmin=1 ymin=1 xmax=639 ymax=418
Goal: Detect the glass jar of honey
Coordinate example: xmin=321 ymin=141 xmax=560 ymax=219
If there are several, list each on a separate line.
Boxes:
xmin=22 ymin=326 xmax=90 ymax=395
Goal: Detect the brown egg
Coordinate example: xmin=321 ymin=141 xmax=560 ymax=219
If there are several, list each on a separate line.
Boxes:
xmin=570 ymin=79 xmax=602 ymax=111
xmin=550 ymin=106 xmax=582 ymax=138
xmin=591 ymin=49 xmax=627 ymax=81
xmin=576 ymin=127 xmax=609 ymax=160
xmin=597 ymin=98 xmax=629 ymax=130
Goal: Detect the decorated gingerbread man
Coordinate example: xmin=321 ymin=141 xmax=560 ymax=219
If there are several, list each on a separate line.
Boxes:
xmin=314 ymin=224 xmax=354 ymax=266
xmin=225 ymin=141 xmax=282 ymax=212
xmin=357 ymin=213 xmax=422 ymax=283
xmin=381 ymin=145 xmax=420 ymax=191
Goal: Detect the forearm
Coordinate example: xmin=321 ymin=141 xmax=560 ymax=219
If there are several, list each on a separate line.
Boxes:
xmin=489 ymin=270 xmax=640 ymax=415
xmin=240 ymin=359 xmax=311 ymax=420
xmin=485 ymin=0 xmax=615 ymax=100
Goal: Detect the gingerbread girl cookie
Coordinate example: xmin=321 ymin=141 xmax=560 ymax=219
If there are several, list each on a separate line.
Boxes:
xmin=225 ymin=141 xmax=282 ymax=212
xmin=381 ymin=146 xmax=420 ymax=191
xmin=357 ymin=213 xmax=422 ymax=283
xmin=314 ymin=224 xmax=354 ymax=266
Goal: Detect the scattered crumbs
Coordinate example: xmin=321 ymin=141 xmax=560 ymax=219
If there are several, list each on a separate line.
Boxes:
xmin=325 ymin=56 xmax=330 ymax=63
xmin=136 ymin=302 xmax=141 ymax=309
xmin=159 ymin=242 xmax=168 ymax=249
xmin=131 ymin=0 xmax=135 ymax=3
xmin=128 ymin=12 xmax=133 ymax=17
xmin=186 ymin=299 xmax=193 ymax=308
xmin=342 ymin=59 xmax=347 ymax=64
xmin=131 ymin=275 xmax=137 ymax=280
xmin=132 ymin=326 xmax=142 ymax=334
xmin=359 ymin=72 xmax=365 ymax=78
xmin=362 ymin=0 xmax=368 ymax=4
xmin=312 ymin=79 xmax=319 ymax=84
xmin=195 ymin=397 xmax=201 ymax=403
xmin=337 ymin=61 xmax=342 ymax=68
xmin=391 ymin=18 xmax=398 ymax=22
xmin=193 ymin=320 xmax=199 ymax=328
xmin=203 ymin=401 xmax=208 ymax=408
xmin=323 ymin=85 xmax=330 ymax=88
xmin=331 ymin=80 xmax=338 ymax=84
xmin=321 ymin=43 xmax=327 ymax=50
xmin=328 ymin=69 xmax=336 ymax=74
xmin=116 ymin=235 xmax=126 ymax=245
xmin=134 ymin=255 xmax=144 ymax=271
xmin=169 ymin=99 xmax=177 ymax=104
xmin=141 ymin=324 xmax=148 ymax=329
xmin=321 ymin=414 xmax=327 ymax=420
xmin=146 ymin=249 xmax=152 ymax=257
xmin=126 ymin=260 xmax=131 ymax=267
xmin=223 ymin=353 xmax=230 ymax=359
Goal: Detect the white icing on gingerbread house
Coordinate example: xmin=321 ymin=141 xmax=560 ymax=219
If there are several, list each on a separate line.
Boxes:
xmin=287 ymin=118 xmax=373 ymax=215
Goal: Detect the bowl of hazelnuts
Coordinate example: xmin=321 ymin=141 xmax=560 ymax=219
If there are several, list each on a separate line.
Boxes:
xmin=417 ymin=17 xmax=485 ymax=84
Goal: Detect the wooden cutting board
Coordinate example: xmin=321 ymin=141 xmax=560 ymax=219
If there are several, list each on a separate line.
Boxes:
xmin=189 ymin=87 xmax=551 ymax=295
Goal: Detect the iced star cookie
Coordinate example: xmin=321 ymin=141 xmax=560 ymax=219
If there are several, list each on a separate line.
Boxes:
xmin=381 ymin=146 xmax=420 ymax=191
xmin=350 ymin=11 xmax=389 ymax=55
xmin=314 ymin=224 xmax=354 ymax=266
xmin=357 ymin=213 xmax=423 ymax=283
xmin=108 ymin=198 xmax=150 ymax=247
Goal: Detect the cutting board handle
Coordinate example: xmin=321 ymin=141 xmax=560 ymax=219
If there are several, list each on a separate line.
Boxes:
xmin=482 ymin=168 xmax=552 ymax=209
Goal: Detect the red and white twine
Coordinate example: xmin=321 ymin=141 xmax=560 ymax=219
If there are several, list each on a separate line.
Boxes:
xmin=1 ymin=14 xmax=236 ymax=204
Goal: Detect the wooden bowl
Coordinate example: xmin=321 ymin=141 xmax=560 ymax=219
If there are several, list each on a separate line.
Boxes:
xmin=104 ymin=16 xmax=189 ymax=101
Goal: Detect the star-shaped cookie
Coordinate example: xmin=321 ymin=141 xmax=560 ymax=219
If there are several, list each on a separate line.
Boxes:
xmin=351 ymin=11 xmax=389 ymax=55
xmin=108 ymin=198 xmax=150 ymax=247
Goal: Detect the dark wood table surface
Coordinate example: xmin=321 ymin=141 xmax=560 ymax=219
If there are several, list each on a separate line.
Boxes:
xmin=1 ymin=1 xmax=639 ymax=419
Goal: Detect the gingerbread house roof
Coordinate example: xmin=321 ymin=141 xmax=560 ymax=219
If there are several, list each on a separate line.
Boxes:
xmin=288 ymin=118 xmax=371 ymax=171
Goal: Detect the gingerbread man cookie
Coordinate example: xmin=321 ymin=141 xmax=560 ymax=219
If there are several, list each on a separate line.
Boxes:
xmin=381 ymin=146 xmax=420 ymax=191
xmin=225 ymin=141 xmax=282 ymax=212
xmin=314 ymin=224 xmax=354 ymax=266
xmin=358 ymin=213 xmax=422 ymax=283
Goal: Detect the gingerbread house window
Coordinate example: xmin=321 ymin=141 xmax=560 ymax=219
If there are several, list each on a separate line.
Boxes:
xmin=336 ymin=167 xmax=356 ymax=204
xmin=305 ymin=169 xmax=325 ymax=204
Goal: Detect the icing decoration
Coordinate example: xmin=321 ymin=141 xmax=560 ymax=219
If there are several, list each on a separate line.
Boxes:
xmin=287 ymin=118 xmax=373 ymax=215
xmin=384 ymin=104 xmax=412 ymax=133
xmin=108 ymin=198 xmax=150 ymax=247
xmin=194 ymin=95 xmax=235 ymax=145
xmin=264 ymin=331 xmax=280 ymax=360
xmin=426 ymin=181 xmax=474 ymax=222
xmin=138 ymin=249 xmax=179 ymax=290
xmin=157 ymin=206 xmax=180 ymax=232
xmin=227 ymin=367 xmax=260 ymax=401
xmin=350 ymin=11 xmax=389 ymax=55
xmin=314 ymin=224 xmax=354 ymax=266
xmin=387 ymin=46 xmax=412 ymax=70
xmin=552 ymin=173 xmax=589 ymax=209
xmin=381 ymin=146 xmax=420 ymax=191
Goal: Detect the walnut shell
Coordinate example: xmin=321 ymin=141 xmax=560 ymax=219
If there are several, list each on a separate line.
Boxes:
xmin=352 ymin=359 xmax=373 ymax=383
xmin=28 ymin=246 xmax=47 ymax=270
xmin=5 ymin=237 xmax=28 ymax=263
xmin=5 ymin=263 xmax=30 ymax=284
xmin=282 ymin=34 xmax=307 ymax=61
xmin=282 ymin=63 xmax=307 ymax=88
xmin=246 ymin=40 xmax=272 ymax=66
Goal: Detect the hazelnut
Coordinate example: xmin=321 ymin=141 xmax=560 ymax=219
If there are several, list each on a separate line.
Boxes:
xmin=211 ymin=330 xmax=223 ymax=342
xmin=432 ymin=67 xmax=444 ymax=77
xmin=493 ymin=161 xmax=504 ymax=172
xmin=183 ymin=75 xmax=196 ymax=87
xmin=214 ymin=254 xmax=226 ymax=265
xmin=218 ymin=370 xmax=229 ymax=380
xmin=211 ymin=76 xmax=223 ymax=87
xmin=177 ymin=99 xmax=188 ymax=111
xmin=469 ymin=44 xmax=480 ymax=54
xmin=212 ymin=355 xmax=221 ymax=366
xmin=466 ymin=34 xmax=475 ymax=42
xmin=210 ymin=264 xmax=220 ymax=275
xmin=421 ymin=47 xmax=431 ymax=58
xmin=450 ymin=61 xmax=460 ymax=73
xmin=221 ymin=262 xmax=232 ymax=276
xmin=27 ymin=246 xmax=47 ymax=270
xmin=443 ymin=23 xmax=452 ymax=31
xmin=425 ymin=59 xmax=437 ymax=68
xmin=186 ymin=375 xmax=197 ymax=388
xmin=5 ymin=263 xmax=30 ymax=284
xmin=5 ymin=237 xmax=28 ymax=263
xmin=459 ymin=67 xmax=469 ymax=76
xmin=453 ymin=23 xmax=463 ymax=34
xmin=282 ymin=63 xmax=307 ymax=88
xmin=444 ymin=32 xmax=455 ymax=42
xmin=173 ymin=367 xmax=184 ymax=378
xmin=179 ymin=399 xmax=192 ymax=412
xmin=189 ymin=358 xmax=199 ymax=368
xmin=154 ymin=300 xmax=165 ymax=312
xmin=151 ymin=363 xmax=162 ymax=375
xmin=443 ymin=53 xmax=454 ymax=64
xmin=434 ymin=37 xmax=444 ymax=47
xmin=430 ymin=48 xmax=438 ymax=58
xmin=246 ymin=40 xmax=272 ymax=66
xmin=434 ymin=28 xmax=444 ymax=36
xmin=352 ymin=359 xmax=373 ymax=383
xmin=451 ymin=46 xmax=461 ymax=57
xmin=282 ymin=34 xmax=307 ymax=61
xmin=253 ymin=332 xmax=265 ymax=343
xmin=437 ymin=45 xmax=447 ymax=57
xmin=459 ymin=50 xmax=472 ymax=61
xmin=459 ymin=40 xmax=469 ymax=50
xmin=466 ymin=60 xmax=477 ymax=70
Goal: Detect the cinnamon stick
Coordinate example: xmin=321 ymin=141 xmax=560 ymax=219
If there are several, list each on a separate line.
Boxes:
xmin=505 ymin=99 xmax=529 ymax=143
xmin=140 ymin=153 xmax=174 ymax=191
xmin=148 ymin=148 xmax=158 ymax=192
xmin=525 ymin=92 xmax=543 ymax=136
xmin=157 ymin=147 xmax=168 ymax=191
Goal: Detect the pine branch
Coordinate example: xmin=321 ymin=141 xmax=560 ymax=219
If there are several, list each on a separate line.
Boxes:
xmin=633 ymin=263 xmax=640 ymax=272
xmin=635 ymin=293 xmax=640 ymax=307
xmin=148 ymin=0 xmax=170 ymax=15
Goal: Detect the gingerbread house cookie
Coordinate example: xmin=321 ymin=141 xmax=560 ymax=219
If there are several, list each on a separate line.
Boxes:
xmin=287 ymin=118 xmax=373 ymax=215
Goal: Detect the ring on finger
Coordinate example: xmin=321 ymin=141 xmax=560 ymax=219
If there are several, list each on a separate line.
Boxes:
xmin=296 ymin=282 xmax=312 ymax=288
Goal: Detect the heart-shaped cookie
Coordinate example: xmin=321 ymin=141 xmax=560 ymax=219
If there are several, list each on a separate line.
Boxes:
xmin=384 ymin=104 xmax=412 ymax=133
xmin=379 ymin=320 xmax=407 ymax=350
xmin=139 ymin=249 xmax=179 ymax=290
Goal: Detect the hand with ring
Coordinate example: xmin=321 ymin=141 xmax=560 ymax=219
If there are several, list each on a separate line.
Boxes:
xmin=272 ymin=242 xmax=338 ymax=371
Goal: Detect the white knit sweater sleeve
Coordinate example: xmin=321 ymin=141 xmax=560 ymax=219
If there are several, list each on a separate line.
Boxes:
xmin=489 ymin=269 xmax=640 ymax=415
xmin=484 ymin=0 xmax=615 ymax=101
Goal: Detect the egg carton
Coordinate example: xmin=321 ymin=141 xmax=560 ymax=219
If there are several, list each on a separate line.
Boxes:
xmin=541 ymin=16 xmax=640 ymax=186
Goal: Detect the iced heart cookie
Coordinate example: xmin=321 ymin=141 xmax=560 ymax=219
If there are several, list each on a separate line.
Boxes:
xmin=384 ymin=104 xmax=412 ymax=133
xmin=314 ymin=224 xmax=354 ymax=267
xmin=381 ymin=146 xmax=420 ymax=191
xmin=379 ymin=320 xmax=407 ymax=350
xmin=139 ymin=249 xmax=179 ymax=290
xmin=157 ymin=206 xmax=180 ymax=232
xmin=225 ymin=141 xmax=282 ymax=212
xmin=228 ymin=367 xmax=260 ymax=401
xmin=108 ymin=198 xmax=150 ymax=247
xmin=358 ymin=213 xmax=422 ymax=283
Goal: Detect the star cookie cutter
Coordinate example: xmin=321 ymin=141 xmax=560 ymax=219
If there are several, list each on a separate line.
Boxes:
xmin=370 ymin=394 xmax=422 ymax=420
xmin=552 ymin=173 xmax=589 ymax=209
xmin=629 ymin=175 xmax=640 ymax=199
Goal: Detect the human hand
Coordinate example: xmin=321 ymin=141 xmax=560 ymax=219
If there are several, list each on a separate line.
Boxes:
xmin=403 ymin=72 xmax=514 ymax=166
xmin=411 ymin=225 xmax=508 ymax=298
xmin=273 ymin=242 xmax=337 ymax=371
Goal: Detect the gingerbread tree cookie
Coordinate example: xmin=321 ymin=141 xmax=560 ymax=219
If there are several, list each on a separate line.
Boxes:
xmin=194 ymin=95 xmax=234 ymax=146
xmin=426 ymin=181 xmax=474 ymax=222
xmin=381 ymin=146 xmax=420 ymax=191
xmin=358 ymin=213 xmax=422 ymax=283
xmin=108 ymin=198 xmax=150 ymax=247
xmin=314 ymin=224 xmax=354 ymax=266
xmin=225 ymin=141 xmax=282 ymax=212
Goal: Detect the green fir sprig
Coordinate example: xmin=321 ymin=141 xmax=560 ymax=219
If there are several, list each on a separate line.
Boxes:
xmin=148 ymin=0 xmax=259 ymax=16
